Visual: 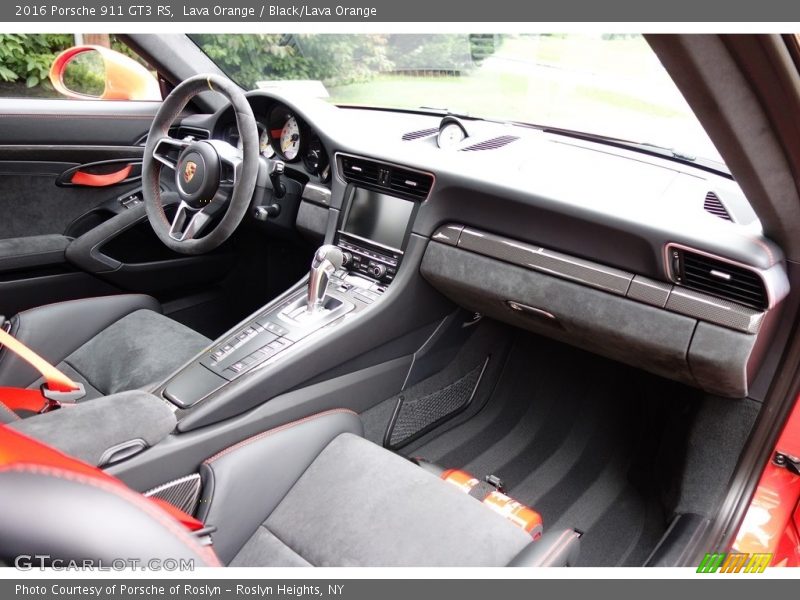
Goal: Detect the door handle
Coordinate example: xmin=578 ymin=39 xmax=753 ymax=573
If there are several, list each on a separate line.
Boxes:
xmin=70 ymin=164 xmax=133 ymax=187
xmin=56 ymin=159 xmax=142 ymax=187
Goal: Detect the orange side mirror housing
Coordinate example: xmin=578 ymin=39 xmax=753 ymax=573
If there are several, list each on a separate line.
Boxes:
xmin=49 ymin=45 xmax=161 ymax=101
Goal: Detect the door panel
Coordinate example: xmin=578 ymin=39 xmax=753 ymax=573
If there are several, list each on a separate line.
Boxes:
xmin=0 ymin=99 xmax=160 ymax=145
xmin=0 ymin=98 xmax=234 ymax=316
xmin=0 ymin=162 xmax=142 ymax=238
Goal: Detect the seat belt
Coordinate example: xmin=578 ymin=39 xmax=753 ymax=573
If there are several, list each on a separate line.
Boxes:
xmin=0 ymin=327 xmax=85 ymax=414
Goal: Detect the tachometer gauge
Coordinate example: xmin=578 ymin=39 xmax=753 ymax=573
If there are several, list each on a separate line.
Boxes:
xmin=437 ymin=120 xmax=467 ymax=149
xmin=268 ymin=104 xmax=305 ymax=162
xmin=279 ymin=117 xmax=301 ymax=161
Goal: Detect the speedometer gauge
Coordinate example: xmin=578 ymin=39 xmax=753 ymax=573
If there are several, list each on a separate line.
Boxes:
xmin=237 ymin=124 xmax=274 ymax=158
xmin=279 ymin=117 xmax=301 ymax=160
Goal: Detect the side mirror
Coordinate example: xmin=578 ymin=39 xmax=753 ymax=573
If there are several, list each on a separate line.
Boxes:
xmin=49 ymin=45 xmax=160 ymax=101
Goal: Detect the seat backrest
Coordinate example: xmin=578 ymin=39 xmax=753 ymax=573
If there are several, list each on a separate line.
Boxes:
xmin=0 ymin=426 xmax=220 ymax=568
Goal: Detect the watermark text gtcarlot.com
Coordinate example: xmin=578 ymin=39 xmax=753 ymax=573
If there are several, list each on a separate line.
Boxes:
xmin=13 ymin=555 xmax=194 ymax=571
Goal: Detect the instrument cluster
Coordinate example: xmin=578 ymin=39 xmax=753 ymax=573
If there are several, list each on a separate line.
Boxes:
xmin=221 ymin=101 xmax=330 ymax=182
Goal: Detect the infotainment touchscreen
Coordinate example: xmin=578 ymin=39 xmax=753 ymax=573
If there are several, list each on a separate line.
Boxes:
xmin=343 ymin=187 xmax=415 ymax=250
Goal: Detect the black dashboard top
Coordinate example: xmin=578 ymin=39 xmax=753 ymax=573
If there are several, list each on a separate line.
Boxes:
xmin=178 ymin=89 xmax=786 ymax=301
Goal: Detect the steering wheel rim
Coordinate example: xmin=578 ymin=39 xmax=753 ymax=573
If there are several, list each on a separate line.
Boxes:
xmin=142 ymin=74 xmax=259 ymax=255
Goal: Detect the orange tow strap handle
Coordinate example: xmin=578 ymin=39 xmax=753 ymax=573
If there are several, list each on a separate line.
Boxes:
xmin=0 ymin=327 xmax=85 ymax=413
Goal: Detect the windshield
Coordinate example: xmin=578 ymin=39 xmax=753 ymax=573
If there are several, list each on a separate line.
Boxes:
xmin=190 ymin=33 xmax=722 ymax=165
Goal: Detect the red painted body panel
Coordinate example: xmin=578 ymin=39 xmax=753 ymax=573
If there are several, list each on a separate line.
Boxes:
xmin=734 ymin=395 xmax=800 ymax=566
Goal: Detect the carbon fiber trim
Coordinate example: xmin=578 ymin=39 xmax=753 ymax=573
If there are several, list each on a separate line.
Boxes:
xmin=144 ymin=474 xmax=202 ymax=516
xmin=627 ymin=276 xmax=672 ymax=308
xmin=436 ymin=224 xmax=768 ymax=335
xmin=665 ymin=288 xmax=765 ymax=334
xmin=431 ymin=224 xmax=463 ymax=246
xmin=457 ymin=228 xmax=633 ymax=295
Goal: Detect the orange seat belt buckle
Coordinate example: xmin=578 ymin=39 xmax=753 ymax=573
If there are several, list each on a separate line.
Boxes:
xmin=0 ymin=326 xmax=85 ymax=404
xmin=0 ymin=387 xmax=60 ymax=414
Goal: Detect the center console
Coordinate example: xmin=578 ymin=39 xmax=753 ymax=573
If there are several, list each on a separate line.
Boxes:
xmin=161 ymin=181 xmax=419 ymax=411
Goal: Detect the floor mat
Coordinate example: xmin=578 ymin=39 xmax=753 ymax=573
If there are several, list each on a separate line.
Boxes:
xmin=401 ymin=333 xmax=680 ymax=567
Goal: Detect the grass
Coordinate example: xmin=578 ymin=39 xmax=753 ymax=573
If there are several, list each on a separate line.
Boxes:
xmin=326 ymin=34 xmax=717 ymax=158
xmin=328 ymin=36 xmax=685 ymax=121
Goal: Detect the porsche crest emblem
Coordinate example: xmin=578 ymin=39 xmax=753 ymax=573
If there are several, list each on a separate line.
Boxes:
xmin=183 ymin=161 xmax=197 ymax=183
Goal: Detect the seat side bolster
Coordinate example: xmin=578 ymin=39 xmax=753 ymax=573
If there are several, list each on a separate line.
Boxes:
xmin=0 ymin=468 xmax=220 ymax=567
xmin=506 ymin=529 xmax=581 ymax=567
xmin=197 ymin=409 xmax=363 ymax=565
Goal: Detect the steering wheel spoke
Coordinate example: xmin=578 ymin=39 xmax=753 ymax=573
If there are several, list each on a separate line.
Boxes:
xmin=169 ymin=201 xmax=215 ymax=242
xmin=207 ymin=139 xmax=243 ymax=184
xmin=153 ymin=136 xmax=190 ymax=171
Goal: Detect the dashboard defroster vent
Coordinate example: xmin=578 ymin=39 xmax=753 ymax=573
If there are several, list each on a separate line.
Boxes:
xmin=670 ymin=247 xmax=768 ymax=310
xmin=703 ymin=191 xmax=732 ymax=221
xmin=461 ymin=135 xmax=519 ymax=151
xmin=340 ymin=155 xmax=433 ymax=201
xmin=402 ymin=128 xmax=439 ymax=141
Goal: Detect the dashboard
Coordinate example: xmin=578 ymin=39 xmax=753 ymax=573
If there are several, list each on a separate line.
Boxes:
xmin=176 ymin=88 xmax=790 ymax=402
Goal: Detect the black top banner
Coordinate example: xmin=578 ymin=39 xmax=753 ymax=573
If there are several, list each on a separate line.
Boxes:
xmin=3 ymin=0 xmax=800 ymax=22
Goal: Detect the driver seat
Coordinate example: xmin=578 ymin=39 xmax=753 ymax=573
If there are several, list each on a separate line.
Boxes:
xmin=0 ymin=294 xmax=210 ymax=421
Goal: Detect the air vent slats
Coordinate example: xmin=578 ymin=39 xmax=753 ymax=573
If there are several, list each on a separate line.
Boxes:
xmin=175 ymin=126 xmax=209 ymax=141
xmin=340 ymin=155 xmax=433 ymax=201
xmin=675 ymin=249 xmax=767 ymax=309
xmin=137 ymin=126 xmax=209 ymax=146
xmin=703 ymin=191 xmax=732 ymax=221
xmin=683 ymin=263 xmax=763 ymax=287
xmin=341 ymin=156 xmax=381 ymax=186
xmin=461 ymin=135 xmax=519 ymax=151
xmin=402 ymin=128 xmax=439 ymax=141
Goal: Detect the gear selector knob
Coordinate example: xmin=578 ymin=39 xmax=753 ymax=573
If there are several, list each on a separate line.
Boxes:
xmin=307 ymin=245 xmax=344 ymax=313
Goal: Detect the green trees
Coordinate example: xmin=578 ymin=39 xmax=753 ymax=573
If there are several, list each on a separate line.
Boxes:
xmin=190 ymin=34 xmax=394 ymax=88
xmin=0 ymin=34 xmax=500 ymax=97
xmin=189 ymin=34 xmax=498 ymax=89
xmin=0 ymin=34 xmax=73 ymax=89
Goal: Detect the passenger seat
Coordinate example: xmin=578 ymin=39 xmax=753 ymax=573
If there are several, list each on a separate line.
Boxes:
xmin=0 ymin=410 xmax=580 ymax=567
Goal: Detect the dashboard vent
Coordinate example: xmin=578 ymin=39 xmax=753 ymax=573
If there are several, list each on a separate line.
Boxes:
xmin=340 ymin=155 xmax=433 ymax=201
xmin=402 ymin=128 xmax=438 ymax=141
xmin=341 ymin=156 xmax=381 ymax=186
xmin=461 ymin=135 xmax=519 ymax=151
xmin=703 ymin=191 xmax=732 ymax=221
xmin=388 ymin=169 xmax=433 ymax=200
xmin=175 ymin=126 xmax=210 ymax=141
xmin=672 ymin=248 xmax=767 ymax=309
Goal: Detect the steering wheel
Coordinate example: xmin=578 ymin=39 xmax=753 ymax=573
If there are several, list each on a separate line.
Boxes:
xmin=142 ymin=74 xmax=259 ymax=255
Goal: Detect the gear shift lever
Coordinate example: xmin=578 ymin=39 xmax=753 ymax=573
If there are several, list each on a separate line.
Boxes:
xmin=307 ymin=245 xmax=344 ymax=313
